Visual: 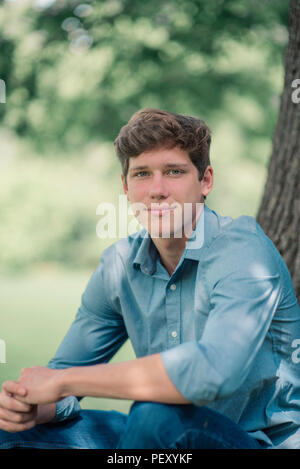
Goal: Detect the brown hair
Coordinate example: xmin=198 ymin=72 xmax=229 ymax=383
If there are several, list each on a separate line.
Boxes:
xmin=114 ymin=108 xmax=211 ymax=183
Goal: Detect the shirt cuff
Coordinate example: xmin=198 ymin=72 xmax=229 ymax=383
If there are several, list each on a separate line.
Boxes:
xmin=160 ymin=342 xmax=224 ymax=406
xmin=52 ymin=396 xmax=81 ymax=423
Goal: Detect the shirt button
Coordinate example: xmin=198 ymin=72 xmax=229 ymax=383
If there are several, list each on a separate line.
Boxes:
xmin=171 ymin=331 xmax=178 ymax=338
xmin=170 ymin=284 xmax=177 ymax=291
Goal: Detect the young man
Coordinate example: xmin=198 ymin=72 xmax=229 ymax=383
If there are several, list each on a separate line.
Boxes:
xmin=1 ymin=109 xmax=300 ymax=449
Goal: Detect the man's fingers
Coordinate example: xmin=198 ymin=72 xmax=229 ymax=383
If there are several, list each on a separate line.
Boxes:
xmin=0 ymin=393 xmax=37 ymax=433
xmin=0 ymin=417 xmax=36 ymax=434
xmin=0 ymin=393 xmax=33 ymax=413
xmin=2 ymin=380 xmax=27 ymax=397
xmin=3 ymin=388 xmax=13 ymax=398
xmin=0 ymin=406 xmax=37 ymax=424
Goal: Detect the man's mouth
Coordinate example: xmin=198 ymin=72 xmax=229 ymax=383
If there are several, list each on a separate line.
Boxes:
xmin=146 ymin=204 xmax=177 ymax=215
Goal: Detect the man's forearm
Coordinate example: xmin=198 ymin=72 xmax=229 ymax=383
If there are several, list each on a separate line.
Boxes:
xmin=59 ymin=354 xmax=190 ymax=404
xmin=6 ymin=354 xmax=190 ymax=406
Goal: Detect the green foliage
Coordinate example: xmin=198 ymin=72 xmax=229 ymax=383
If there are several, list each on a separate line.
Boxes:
xmin=0 ymin=133 xmax=121 ymax=272
xmin=0 ymin=0 xmax=288 ymax=153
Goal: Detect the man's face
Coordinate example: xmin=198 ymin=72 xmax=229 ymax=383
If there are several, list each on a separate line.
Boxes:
xmin=122 ymin=146 xmax=213 ymax=239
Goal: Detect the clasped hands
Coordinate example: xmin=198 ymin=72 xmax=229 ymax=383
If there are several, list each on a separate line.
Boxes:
xmin=0 ymin=367 xmax=63 ymax=433
xmin=4 ymin=366 xmax=64 ymax=405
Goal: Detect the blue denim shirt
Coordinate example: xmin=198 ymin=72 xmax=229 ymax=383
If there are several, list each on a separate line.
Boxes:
xmin=48 ymin=205 xmax=300 ymax=448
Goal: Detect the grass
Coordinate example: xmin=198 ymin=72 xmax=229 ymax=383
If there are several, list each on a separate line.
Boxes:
xmin=0 ymin=267 xmax=135 ymax=415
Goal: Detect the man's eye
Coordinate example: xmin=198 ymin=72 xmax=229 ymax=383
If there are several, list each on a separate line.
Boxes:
xmin=168 ymin=169 xmax=184 ymax=175
xmin=134 ymin=171 xmax=149 ymax=177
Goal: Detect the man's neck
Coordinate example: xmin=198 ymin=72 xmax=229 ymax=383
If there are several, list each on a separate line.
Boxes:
xmin=148 ymin=206 xmax=205 ymax=277
xmin=151 ymin=236 xmax=187 ymax=277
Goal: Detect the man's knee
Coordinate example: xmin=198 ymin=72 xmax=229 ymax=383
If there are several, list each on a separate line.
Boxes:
xmin=129 ymin=401 xmax=181 ymax=426
xmin=119 ymin=401 xmax=189 ymax=448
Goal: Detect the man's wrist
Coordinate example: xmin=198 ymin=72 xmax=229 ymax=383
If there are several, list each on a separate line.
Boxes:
xmin=58 ymin=365 xmax=103 ymax=399
xmin=58 ymin=367 xmax=80 ymax=399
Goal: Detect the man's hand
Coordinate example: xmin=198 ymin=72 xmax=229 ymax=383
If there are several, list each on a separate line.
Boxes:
xmin=0 ymin=381 xmax=57 ymax=433
xmin=0 ymin=384 xmax=37 ymax=433
xmin=3 ymin=367 xmax=64 ymax=406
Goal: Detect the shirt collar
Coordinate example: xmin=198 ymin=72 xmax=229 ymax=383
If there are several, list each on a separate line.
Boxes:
xmin=132 ymin=205 xmax=229 ymax=272
xmin=184 ymin=205 xmax=220 ymax=261
xmin=132 ymin=230 xmax=157 ymax=275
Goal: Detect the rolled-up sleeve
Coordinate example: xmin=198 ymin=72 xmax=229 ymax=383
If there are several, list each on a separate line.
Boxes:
xmin=161 ymin=225 xmax=283 ymax=406
xmin=47 ymin=249 xmax=128 ymax=422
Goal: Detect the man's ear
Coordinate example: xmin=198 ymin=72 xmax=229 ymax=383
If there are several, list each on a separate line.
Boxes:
xmin=121 ymin=174 xmax=129 ymax=200
xmin=201 ymin=166 xmax=214 ymax=197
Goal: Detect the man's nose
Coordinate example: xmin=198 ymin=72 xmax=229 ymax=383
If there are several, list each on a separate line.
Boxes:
xmin=149 ymin=173 xmax=169 ymax=199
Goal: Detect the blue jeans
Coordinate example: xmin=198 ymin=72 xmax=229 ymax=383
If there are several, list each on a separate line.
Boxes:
xmin=0 ymin=402 xmax=261 ymax=449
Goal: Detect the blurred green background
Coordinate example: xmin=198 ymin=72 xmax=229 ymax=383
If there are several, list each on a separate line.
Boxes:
xmin=0 ymin=0 xmax=288 ymax=414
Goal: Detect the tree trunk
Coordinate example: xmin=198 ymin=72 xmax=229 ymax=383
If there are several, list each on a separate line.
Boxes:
xmin=257 ymin=0 xmax=300 ymax=302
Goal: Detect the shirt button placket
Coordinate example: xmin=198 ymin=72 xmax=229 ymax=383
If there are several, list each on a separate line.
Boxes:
xmin=166 ymin=281 xmax=180 ymax=348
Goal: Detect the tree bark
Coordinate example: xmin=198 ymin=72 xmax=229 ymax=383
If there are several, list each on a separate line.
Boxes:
xmin=257 ymin=0 xmax=300 ymax=302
